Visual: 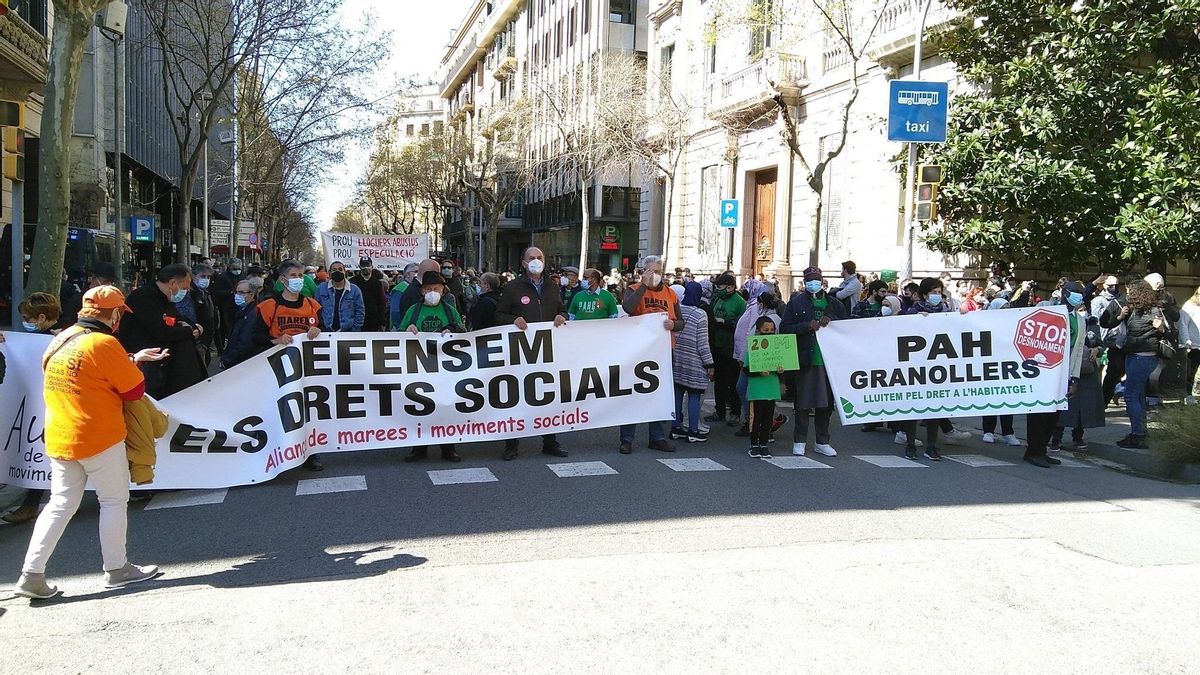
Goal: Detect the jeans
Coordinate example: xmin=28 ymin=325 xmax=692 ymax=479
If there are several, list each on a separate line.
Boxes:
xmin=23 ymin=442 xmax=130 ymax=574
xmin=1124 ymin=353 xmax=1157 ymax=436
xmin=620 ymin=421 xmax=667 ymax=444
xmin=674 ymin=385 xmax=702 ymax=432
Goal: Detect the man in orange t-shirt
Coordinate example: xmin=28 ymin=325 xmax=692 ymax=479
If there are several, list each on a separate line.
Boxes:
xmin=618 ymin=255 xmax=684 ymax=454
xmin=14 ymin=286 xmax=167 ymax=599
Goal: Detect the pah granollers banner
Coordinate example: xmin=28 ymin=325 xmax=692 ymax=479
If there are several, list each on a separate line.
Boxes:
xmin=817 ymin=307 xmax=1071 ymax=425
xmin=321 ymin=232 xmax=430 ymax=271
xmin=0 ymin=315 xmax=674 ymax=490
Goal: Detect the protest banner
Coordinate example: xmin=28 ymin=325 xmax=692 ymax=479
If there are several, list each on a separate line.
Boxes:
xmin=817 ymin=307 xmax=1071 ymax=425
xmin=320 ymin=232 xmax=429 ymax=271
xmin=747 ymin=333 xmax=799 ymax=373
xmin=0 ymin=315 xmax=673 ymax=490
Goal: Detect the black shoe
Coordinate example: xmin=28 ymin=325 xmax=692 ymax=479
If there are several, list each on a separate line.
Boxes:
xmin=619 ymin=442 xmax=633 ymax=454
xmin=403 ymin=449 xmax=428 ymax=463
xmin=1116 ymin=435 xmax=1149 ymax=449
xmin=441 ymin=449 xmax=462 ymax=463
xmin=1048 ymin=439 xmax=1061 ymax=451
xmin=748 ymin=446 xmax=763 ymax=458
xmin=304 ymin=456 xmax=324 ymax=472
xmin=1024 ymin=454 xmax=1052 ymax=468
xmin=904 ymin=448 xmax=919 ymax=460
xmin=502 ymin=448 xmax=518 ymax=461
xmin=923 ymin=447 xmax=943 ymax=461
xmin=649 ymin=439 xmax=675 ymax=453
xmin=703 ymin=412 xmax=726 ymax=423
xmin=670 ymin=427 xmax=688 ymax=440
xmin=734 ymin=424 xmax=750 ymax=438
xmin=686 ymin=431 xmax=709 ymax=443
xmin=1044 ymin=455 xmax=1062 ymax=465
xmin=542 ymin=444 xmax=569 ymax=458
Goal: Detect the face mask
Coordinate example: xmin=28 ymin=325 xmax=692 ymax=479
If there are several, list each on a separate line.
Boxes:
xmin=442 ymin=268 xmax=453 ymax=277
xmin=234 ymin=294 xmax=248 ymax=308
xmin=197 ymin=278 xmax=211 ymax=289
xmin=22 ymin=321 xmax=39 ymax=332
xmin=230 ymin=269 xmax=242 ymax=276
xmin=559 ymin=276 xmax=570 ymax=287
xmin=527 ymin=259 xmax=545 ymax=275
xmin=648 ymin=273 xmax=663 ymax=287
xmin=880 ymin=306 xmax=893 ymax=317
xmin=804 ymin=280 xmax=823 ymax=294
xmin=287 ymin=278 xmax=305 ymax=293
xmin=474 ymin=283 xmax=482 ymax=294
xmin=330 ymin=271 xmax=346 ymax=283
xmin=171 ymin=288 xmax=188 ymax=303
xmin=1066 ymin=291 xmax=1084 ymax=307
xmin=928 ymin=293 xmax=943 ymax=305
xmin=424 ymin=290 xmax=442 ymax=306
xmin=1105 ymin=286 xmax=1118 ymax=296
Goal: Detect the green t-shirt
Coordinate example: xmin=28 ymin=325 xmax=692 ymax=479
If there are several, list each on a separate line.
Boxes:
xmin=747 ymin=372 xmax=782 ymax=401
xmin=393 ymin=281 xmax=409 ymax=295
xmin=712 ymin=292 xmax=747 ymax=349
xmin=811 ymin=296 xmax=828 ymax=366
xmin=401 ymin=302 xmax=462 ymax=333
xmin=569 ymin=289 xmax=619 ymax=320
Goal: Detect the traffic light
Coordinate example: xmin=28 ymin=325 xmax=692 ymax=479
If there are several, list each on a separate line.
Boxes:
xmin=0 ymin=100 xmax=22 ymax=127
xmin=3 ymin=127 xmax=25 ymax=181
xmin=915 ymin=164 xmax=943 ymax=222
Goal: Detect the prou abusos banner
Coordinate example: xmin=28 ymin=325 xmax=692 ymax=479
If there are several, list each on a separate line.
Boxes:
xmin=817 ymin=306 xmax=1071 ymax=425
xmin=0 ymin=315 xmax=673 ymax=490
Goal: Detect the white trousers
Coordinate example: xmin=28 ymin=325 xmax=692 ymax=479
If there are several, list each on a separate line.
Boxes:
xmin=22 ymin=442 xmax=130 ymax=575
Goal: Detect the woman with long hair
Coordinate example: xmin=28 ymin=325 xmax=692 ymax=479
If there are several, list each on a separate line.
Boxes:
xmin=1102 ymin=280 xmax=1167 ymax=449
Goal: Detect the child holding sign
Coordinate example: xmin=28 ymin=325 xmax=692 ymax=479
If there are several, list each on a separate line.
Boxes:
xmin=745 ymin=316 xmax=786 ymax=458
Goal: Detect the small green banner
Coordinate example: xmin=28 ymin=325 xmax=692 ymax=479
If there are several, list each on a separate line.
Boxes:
xmin=747 ymin=333 xmax=799 ymax=373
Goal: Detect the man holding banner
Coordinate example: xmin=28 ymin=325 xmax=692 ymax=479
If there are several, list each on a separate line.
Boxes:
xmin=779 ymin=267 xmax=847 ymax=457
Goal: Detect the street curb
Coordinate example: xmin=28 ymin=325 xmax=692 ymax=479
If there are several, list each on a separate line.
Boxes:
xmin=1081 ymin=442 xmax=1200 ymax=483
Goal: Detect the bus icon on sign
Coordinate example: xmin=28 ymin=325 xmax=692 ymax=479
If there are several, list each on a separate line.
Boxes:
xmin=897 ymin=90 xmax=939 ymax=106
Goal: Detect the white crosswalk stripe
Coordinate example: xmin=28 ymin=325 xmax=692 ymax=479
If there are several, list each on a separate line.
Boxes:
xmin=427 ymin=467 xmax=498 ymax=485
xmin=658 ymin=457 xmax=730 ymax=472
xmin=547 ymin=461 xmax=618 ymax=477
xmin=296 ymin=475 xmax=368 ymax=496
xmin=763 ymin=456 xmax=832 ymax=470
xmin=144 ymin=489 xmax=228 ymax=510
xmin=945 ymin=454 xmax=1017 ymax=467
xmin=854 ymin=455 xmax=927 ymax=468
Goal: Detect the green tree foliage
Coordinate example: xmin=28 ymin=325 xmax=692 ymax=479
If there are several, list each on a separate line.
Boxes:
xmin=923 ymin=0 xmax=1200 ymax=272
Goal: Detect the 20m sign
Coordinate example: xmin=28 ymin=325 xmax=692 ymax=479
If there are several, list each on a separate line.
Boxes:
xmin=816 ymin=307 xmax=1070 ymax=425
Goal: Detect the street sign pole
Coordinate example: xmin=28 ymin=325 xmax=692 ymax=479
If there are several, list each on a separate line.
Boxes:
xmin=901 ymin=0 xmax=937 ymax=282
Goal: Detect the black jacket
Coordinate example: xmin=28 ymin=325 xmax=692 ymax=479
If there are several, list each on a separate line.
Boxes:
xmin=119 ymin=283 xmax=206 ymax=397
xmin=221 ymin=300 xmax=264 ymax=369
xmin=470 ymin=289 xmax=503 ymax=330
xmin=187 ymin=285 xmax=219 ymax=347
xmin=1123 ymin=310 xmax=1165 ymax=355
xmin=779 ymin=291 xmax=848 ymax=367
xmin=350 ymin=269 xmax=389 ymax=330
xmin=495 ymin=275 xmax=567 ymax=325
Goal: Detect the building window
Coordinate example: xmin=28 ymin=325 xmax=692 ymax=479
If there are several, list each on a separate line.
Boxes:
xmin=555 ymin=19 xmax=562 ymax=56
xmin=660 ymin=44 xmax=675 ymax=93
xmin=583 ymin=0 xmax=591 ymax=33
xmin=433 ymin=121 xmax=443 ymax=135
xmin=609 ymin=0 xmax=633 ymax=24
xmin=420 ymin=123 xmax=430 ymax=135
xmin=568 ymin=7 xmax=576 ymax=46
xmin=749 ymin=0 xmax=774 ymax=60
xmin=698 ymin=165 xmax=723 ymax=257
xmin=406 ymin=124 xmax=415 ymax=136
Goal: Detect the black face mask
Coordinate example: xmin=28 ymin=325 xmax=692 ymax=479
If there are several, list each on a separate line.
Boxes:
xmin=330 ymin=271 xmax=346 ymax=283
xmin=1105 ymin=286 xmax=1118 ymax=295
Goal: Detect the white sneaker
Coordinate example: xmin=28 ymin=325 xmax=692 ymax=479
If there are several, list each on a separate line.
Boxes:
xmin=893 ymin=431 xmax=924 ymax=448
xmin=1001 ymin=434 xmax=1022 ymax=447
xmin=982 ymin=432 xmax=995 ymax=444
xmin=792 ymin=442 xmax=806 ymax=456
xmin=813 ymin=443 xmax=837 ymax=457
xmin=944 ymin=429 xmax=972 ymax=445
xmin=104 ymin=562 xmax=160 ymax=589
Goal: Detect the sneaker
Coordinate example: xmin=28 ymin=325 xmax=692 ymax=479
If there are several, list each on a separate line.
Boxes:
xmin=13 ymin=572 xmax=59 ymax=599
xmin=792 ymin=442 xmax=806 ymax=456
xmin=304 ymin=455 xmax=324 ymax=472
xmin=943 ymin=429 xmax=972 ymax=445
xmin=904 ymin=448 xmax=919 ymax=460
xmin=685 ymin=431 xmax=709 ymax=443
xmin=1071 ymin=441 xmax=1089 ymax=450
xmin=1048 ymin=438 xmax=1061 ymax=451
xmin=1001 ymin=434 xmax=1022 ymax=447
xmin=748 ymin=446 xmax=763 ymax=458
xmin=704 ymin=412 xmax=726 ymax=424
xmin=760 ymin=447 xmax=773 ymax=459
xmin=813 ymin=443 xmax=837 ymax=457
xmin=403 ymin=449 xmax=428 ymax=463
xmin=923 ymin=447 xmax=943 ymax=461
xmin=771 ymin=414 xmax=788 ymax=432
xmin=2 ymin=503 xmax=41 ymax=525
xmin=104 ymin=562 xmax=161 ymax=589
xmin=698 ymin=423 xmax=711 ymax=434
xmin=726 ymin=414 xmax=742 ymax=427
xmin=619 ymin=442 xmax=633 ymax=455
xmin=893 ymin=431 xmax=924 ymax=448
xmin=1116 ymin=435 xmax=1149 ymax=450
xmin=734 ymin=424 xmax=750 ymax=438
xmin=670 ymin=427 xmax=688 ymax=440
xmin=649 ymin=439 xmax=675 ymax=453
xmin=982 ymin=432 xmax=995 ymax=444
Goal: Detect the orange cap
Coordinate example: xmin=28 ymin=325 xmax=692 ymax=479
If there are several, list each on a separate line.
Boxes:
xmin=82 ymin=285 xmax=131 ymax=312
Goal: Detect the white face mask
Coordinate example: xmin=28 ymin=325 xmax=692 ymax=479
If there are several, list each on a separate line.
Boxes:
xmin=527 ymin=259 xmax=545 ymax=275
xmin=560 ymin=276 xmax=570 ymax=287
xmin=287 ymin=277 xmax=305 ymax=293
xmin=648 ymin=273 xmax=662 ymax=287
xmin=424 ymin=290 xmax=442 ymax=306
xmin=880 ymin=306 xmax=893 ymax=317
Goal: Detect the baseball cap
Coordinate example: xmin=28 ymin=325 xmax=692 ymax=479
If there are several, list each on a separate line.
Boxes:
xmin=82 ymin=285 xmax=130 ymax=311
xmin=359 ymin=256 xmax=373 ymax=267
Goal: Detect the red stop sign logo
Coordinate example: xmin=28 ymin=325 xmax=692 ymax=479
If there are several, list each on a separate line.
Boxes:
xmin=1013 ymin=308 xmax=1068 ymax=368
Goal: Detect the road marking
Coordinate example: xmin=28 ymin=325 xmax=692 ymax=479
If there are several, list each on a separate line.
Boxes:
xmin=854 ymin=455 xmax=927 ymax=468
xmin=945 ymin=454 xmax=1017 ymax=468
xmin=658 ymin=457 xmax=730 ymax=472
xmin=296 ymin=475 xmax=368 ymax=496
xmin=763 ymin=456 xmax=832 ymax=469
xmin=144 ymin=489 xmax=228 ymax=510
xmin=428 ymin=468 xmax=498 ymax=485
xmin=547 ymin=461 xmax=618 ymax=477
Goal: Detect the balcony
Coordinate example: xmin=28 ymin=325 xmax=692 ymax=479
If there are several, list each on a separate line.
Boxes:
xmin=0 ymin=12 xmax=50 ymax=93
xmin=706 ymin=52 xmax=808 ymax=122
xmin=490 ymin=43 xmax=517 ymax=81
xmin=440 ymin=35 xmax=481 ymax=97
xmin=867 ymin=0 xmax=960 ymax=66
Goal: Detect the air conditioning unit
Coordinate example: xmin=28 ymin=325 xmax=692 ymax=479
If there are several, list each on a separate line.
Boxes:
xmin=99 ymin=1 xmax=128 ymax=36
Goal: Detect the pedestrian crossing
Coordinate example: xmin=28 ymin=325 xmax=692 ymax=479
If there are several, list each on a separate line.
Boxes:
xmin=137 ymin=450 xmax=1098 ymax=510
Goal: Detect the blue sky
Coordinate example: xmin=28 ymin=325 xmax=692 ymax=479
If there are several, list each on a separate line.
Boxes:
xmin=311 ymin=0 xmax=469 ymax=231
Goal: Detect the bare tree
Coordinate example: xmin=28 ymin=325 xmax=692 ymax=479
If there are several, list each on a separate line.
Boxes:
xmin=27 ymin=0 xmax=111 ymax=294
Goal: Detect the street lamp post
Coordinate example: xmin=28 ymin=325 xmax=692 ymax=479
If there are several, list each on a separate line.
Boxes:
xmin=100 ymin=1 xmax=128 ymax=289
xmin=901 ymin=0 xmax=937 ymax=282
xmin=199 ymin=90 xmax=213 ymax=259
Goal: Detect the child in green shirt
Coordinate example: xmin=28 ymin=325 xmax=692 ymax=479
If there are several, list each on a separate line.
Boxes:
xmin=745 ymin=316 xmax=785 ymax=459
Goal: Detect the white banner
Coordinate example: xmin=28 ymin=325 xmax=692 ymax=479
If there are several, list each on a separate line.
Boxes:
xmin=1 ymin=315 xmax=673 ymax=490
xmin=321 ymin=232 xmax=430 ymax=271
xmin=817 ymin=306 xmax=1071 ymax=425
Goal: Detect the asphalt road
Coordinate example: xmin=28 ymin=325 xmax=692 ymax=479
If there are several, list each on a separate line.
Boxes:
xmin=2 ymin=405 xmax=1199 ymax=674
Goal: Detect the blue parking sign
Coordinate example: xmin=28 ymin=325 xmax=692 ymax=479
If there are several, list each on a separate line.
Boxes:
xmin=129 ymin=216 xmax=156 ymax=243
xmin=720 ymin=199 xmax=739 ymax=228
xmin=887 ymin=80 xmax=949 ymax=143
